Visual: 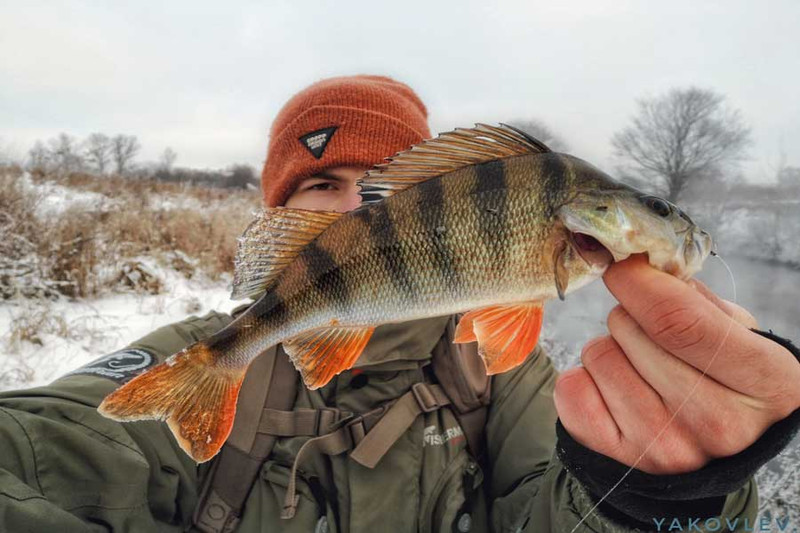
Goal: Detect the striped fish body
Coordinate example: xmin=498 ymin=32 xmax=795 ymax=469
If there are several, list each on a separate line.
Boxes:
xmin=221 ymin=153 xmax=610 ymax=361
xmin=98 ymin=124 xmax=711 ymax=462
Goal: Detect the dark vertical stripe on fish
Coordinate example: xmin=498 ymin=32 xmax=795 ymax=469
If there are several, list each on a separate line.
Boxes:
xmin=351 ymin=205 xmax=372 ymax=227
xmin=473 ymin=160 xmax=508 ymax=273
xmin=267 ymin=296 xmax=289 ymax=330
xmin=303 ymin=241 xmax=351 ymax=311
xmin=245 ymin=290 xmax=290 ymax=326
xmin=418 ymin=177 xmax=458 ymax=289
xmin=371 ymin=201 xmax=417 ymax=300
xmin=208 ymin=291 xmax=289 ymax=354
xmin=540 ymin=154 xmax=568 ymax=218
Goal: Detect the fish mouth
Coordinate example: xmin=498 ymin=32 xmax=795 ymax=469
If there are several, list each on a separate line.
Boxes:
xmin=678 ymin=228 xmax=714 ymax=279
xmin=569 ymin=232 xmax=614 ymax=268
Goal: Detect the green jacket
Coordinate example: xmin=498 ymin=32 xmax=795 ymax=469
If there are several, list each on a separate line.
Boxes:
xmin=0 ymin=310 xmax=758 ymax=532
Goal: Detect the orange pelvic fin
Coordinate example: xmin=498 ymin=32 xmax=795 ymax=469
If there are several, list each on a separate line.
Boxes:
xmin=97 ymin=343 xmax=245 ymax=463
xmin=454 ymin=301 xmax=544 ymax=374
xmin=283 ymin=326 xmax=376 ymax=389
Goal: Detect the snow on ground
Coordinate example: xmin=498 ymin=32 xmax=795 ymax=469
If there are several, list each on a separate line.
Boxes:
xmin=0 ymin=264 xmax=240 ymax=391
xmin=149 ymin=195 xmax=204 ymax=211
xmin=19 ymin=172 xmax=117 ymax=216
xmin=18 ymin=172 xmax=219 ymax=218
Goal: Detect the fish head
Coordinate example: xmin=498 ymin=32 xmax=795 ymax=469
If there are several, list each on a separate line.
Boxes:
xmin=556 ymin=159 xmax=713 ymax=280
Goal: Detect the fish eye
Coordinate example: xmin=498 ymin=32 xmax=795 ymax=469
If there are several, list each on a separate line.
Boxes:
xmin=643 ymin=196 xmax=672 ymax=217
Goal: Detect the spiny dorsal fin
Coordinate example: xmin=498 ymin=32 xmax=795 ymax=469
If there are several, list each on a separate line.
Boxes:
xmin=358 ymin=123 xmax=551 ymax=205
xmin=231 ymin=207 xmax=343 ymax=300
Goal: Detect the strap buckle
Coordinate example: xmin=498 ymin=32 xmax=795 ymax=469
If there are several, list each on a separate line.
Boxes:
xmin=194 ymin=488 xmax=241 ymax=533
xmin=346 ymin=417 xmax=367 ymax=446
xmin=411 ymin=382 xmax=440 ymax=413
xmin=340 ymin=403 xmax=390 ymax=447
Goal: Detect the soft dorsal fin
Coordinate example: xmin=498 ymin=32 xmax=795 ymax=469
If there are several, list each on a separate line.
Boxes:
xmin=358 ymin=123 xmax=551 ymax=205
xmin=231 ymin=207 xmax=343 ymax=300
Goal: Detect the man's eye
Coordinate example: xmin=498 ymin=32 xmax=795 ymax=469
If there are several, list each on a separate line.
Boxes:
xmin=308 ymin=182 xmax=335 ymax=191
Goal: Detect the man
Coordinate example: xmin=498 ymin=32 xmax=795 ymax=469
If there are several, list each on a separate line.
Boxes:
xmin=1 ymin=75 xmax=798 ymax=532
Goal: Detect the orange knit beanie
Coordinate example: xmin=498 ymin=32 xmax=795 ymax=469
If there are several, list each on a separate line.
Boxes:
xmin=261 ymin=75 xmax=431 ymax=207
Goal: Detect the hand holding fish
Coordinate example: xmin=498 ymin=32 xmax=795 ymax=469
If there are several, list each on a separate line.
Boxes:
xmin=554 ymin=254 xmax=800 ymax=474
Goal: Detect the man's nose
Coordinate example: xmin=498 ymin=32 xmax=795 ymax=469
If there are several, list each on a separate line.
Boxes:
xmin=341 ymin=187 xmax=363 ymax=213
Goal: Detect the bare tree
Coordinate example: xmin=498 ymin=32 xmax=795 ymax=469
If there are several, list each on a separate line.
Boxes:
xmin=47 ymin=133 xmax=85 ymax=177
xmin=85 ymin=133 xmax=111 ymax=175
xmin=227 ymin=164 xmax=258 ymax=189
xmin=110 ymin=134 xmax=141 ymax=176
xmin=507 ymin=119 xmax=569 ymax=152
xmin=612 ymin=87 xmax=751 ymax=202
xmin=778 ymin=167 xmax=800 ymax=188
xmin=159 ymin=147 xmax=177 ymax=172
xmin=27 ymin=140 xmax=50 ymax=174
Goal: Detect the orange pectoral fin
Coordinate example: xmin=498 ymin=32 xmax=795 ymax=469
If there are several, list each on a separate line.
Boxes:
xmin=453 ymin=313 xmax=477 ymax=343
xmin=283 ymin=326 xmax=376 ymax=389
xmin=454 ymin=302 xmax=544 ymax=375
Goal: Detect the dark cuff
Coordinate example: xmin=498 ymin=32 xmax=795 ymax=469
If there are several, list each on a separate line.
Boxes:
xmin=555 ymin=329 xmax=800 ymax=529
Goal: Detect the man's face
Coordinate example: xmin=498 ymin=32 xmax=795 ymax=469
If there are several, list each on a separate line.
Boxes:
xmin=284 ymin=166 xmax=367 ymax=212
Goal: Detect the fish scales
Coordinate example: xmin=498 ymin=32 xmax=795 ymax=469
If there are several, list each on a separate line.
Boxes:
xmin=183 ymin=151 xmax=621 ymax=372
xmin=98 ymin=123 xmax=713 ymax=463
xmin=208 ymin=153 xmax=572 ymax=369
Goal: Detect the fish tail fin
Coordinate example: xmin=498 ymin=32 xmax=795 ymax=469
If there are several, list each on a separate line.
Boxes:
xmin=98 ymin=343 xmax=245 ymax=463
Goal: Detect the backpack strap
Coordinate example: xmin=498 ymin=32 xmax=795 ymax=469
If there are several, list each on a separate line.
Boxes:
xmin=430 ymin=315 xmax=492 ymax=460
xmin=193 ymin=344 xmax=298 ymax=533
xmin=280 ymin=382 xmax=452 ymax=519
xmin=194 ymin=314 xmax=491 ymax=530
xmin=348 ymin=382 xmax=452 ymax=468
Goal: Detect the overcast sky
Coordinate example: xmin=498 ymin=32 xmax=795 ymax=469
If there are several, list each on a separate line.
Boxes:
xmin=1 ymin=0 xmax=798 ymax=183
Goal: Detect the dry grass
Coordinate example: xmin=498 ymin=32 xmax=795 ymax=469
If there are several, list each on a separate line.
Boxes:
xmin=6 ymin=306 xmax=69 ymax=349
xmin=1 ymin=305 xmax=68 ymax=387
xmin=0 ymin=166 xmax=59 ymax=298
xmin=0 ymin=302 xmax=122 ymax=387
xmin=1 ymin=168 xmax=261 ymax=299
xmin=38 ymin=171 xmax=241 ymax=206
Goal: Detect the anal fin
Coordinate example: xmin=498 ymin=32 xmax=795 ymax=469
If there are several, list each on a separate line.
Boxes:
xmin=283 ymin=326 xmax=376 ymax=389
xmin=453 ymin=302 xmax=544 ymax=374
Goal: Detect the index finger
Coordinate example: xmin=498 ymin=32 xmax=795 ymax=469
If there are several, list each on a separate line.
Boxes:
xmin=688 ymin=279 xmax=758 ymax=329
xmin=602 ymin=255 xmax=783 ymax=395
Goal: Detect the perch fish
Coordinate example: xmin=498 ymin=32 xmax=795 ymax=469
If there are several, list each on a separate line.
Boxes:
xmin=98 ymin=124 xmax=713 ymax=462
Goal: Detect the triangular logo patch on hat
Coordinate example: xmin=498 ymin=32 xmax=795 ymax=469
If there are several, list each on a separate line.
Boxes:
xmin=299 ymin=126 xmax=338 ymax=159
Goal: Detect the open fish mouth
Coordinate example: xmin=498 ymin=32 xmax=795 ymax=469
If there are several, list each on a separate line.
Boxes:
xmin=569 ymin=231 xmax=614 ymax=268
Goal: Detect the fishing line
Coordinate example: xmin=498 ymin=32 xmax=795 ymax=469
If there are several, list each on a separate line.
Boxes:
xmin=570 ymin=253 xmax=737 ymax=532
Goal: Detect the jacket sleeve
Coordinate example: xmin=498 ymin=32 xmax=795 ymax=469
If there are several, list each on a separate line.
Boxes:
xmin=485 ymin=345 xmax=760 ymax=533
xmin=0 ymin=311 xmax=233 ymax=533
